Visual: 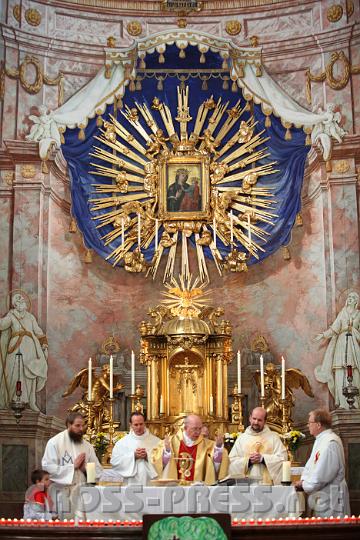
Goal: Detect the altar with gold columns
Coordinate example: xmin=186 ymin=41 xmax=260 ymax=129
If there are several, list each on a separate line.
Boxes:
xmin=138 ymin=280 xmax=233 ymax=437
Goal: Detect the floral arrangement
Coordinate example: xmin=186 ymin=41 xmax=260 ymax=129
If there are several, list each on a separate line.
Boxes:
xmin=93 ymin=431 xmax=127 ymax=460
xmin=93 ymin=432 xmax=109 ymax=459
xmin=282 ymin=430 xmax=305 ymax=452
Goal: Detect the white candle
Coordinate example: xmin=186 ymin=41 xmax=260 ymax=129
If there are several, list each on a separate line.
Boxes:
xmin=109 ymin=355 xmax=113 ymax=399
xmin=213 ymin=217 xmax=217 ymax=248
xmin=260 ymin=354 xmax=265 ymax=398
xmin=159 ymin=395 xmax=164 ymax=414
xmin=237 ymin=350 xmax=241 ymax=393
xmin=121 ymin=217 xmax=125 ymax=247
xmin=155 ymin=219 xmax=158 ymax=251
xmin=281 ymin=355 xmax=286 ymax=400
xmin=131 ymin=350 xmax=135 ymax=395
xmin=209 ymin=395 xmax=214 ymax=414
xmin=247 ymin=213 xmax=251 ymax=244
xmin=86 ymin=462 xmax=96 ymax=484
xmin=230 ymin=211 xmax=234 ymax=244
xmin=88 ymin=357 xmax=92 ymax=401
xmin=137 ymin=213 xmax=141 ymax=249
xmin=282 ymin=460 xmax=291 ymax=483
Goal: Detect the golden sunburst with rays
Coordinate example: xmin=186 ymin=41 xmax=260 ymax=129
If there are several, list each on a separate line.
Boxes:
xmin=89 ymin=86 xmax=278 ymax=282
xmin=161 ymin=275 xmax=211 ymax=318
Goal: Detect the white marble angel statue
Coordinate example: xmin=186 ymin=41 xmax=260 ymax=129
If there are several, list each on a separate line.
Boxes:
xmin=0 ymin=291 xmax=48 ymax=411
xmin=314 ymin=292 xmax=360 ymax=409
xmin=26 ymin=105 xmax=61 ymax=160
xmin=311 ymin=103 xmax=347 ymax=161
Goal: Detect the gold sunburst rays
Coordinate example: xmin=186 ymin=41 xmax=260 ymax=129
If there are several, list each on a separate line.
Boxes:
xmin=161 ymin=274 xmax=211 ymax=318
xmin=219 ymin=128 xmax=269 ymax=161
xmin=192 ymin=95 xmax=217 ymax=137
xmin=87 ymin=84 xmax=279 ymax=281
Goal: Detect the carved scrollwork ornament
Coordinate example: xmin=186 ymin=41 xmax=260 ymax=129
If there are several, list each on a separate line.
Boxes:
xmin=225 ymin=20 xmax=242 ymax=36
xmin=346 ymin=0 xmax=354 ymax=17
xmin=306 ymin=51 xmax=358 ymax=103
xmin=19 ymin=56 xmax=43 ymax=94
xmin=127 ymin=20 xmax=142 ymax=36
xmin=25 ymin=8 xmax=41 ymax=26
xmin=13 ymin=4 xmax=21 ymax=22
xmin=21 ymin=165 xmax=36 ymax=179
xmin=325 ymin=51 xmax=351 ymax=90
xmin=334 ymin=159 xmax=350 ymax=173
xmin=327 ymin=4 xmax=343 ymax=23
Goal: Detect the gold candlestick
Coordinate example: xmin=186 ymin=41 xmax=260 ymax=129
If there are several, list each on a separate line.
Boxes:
xmin=280 ymin=397 xmax=291 ymax=434
xmin=259 ymin=395 xmax=266 ymax=410
xmin=86 ymin=399 xmax=94 ymax=440
xmin=102 ymin=397 xmax=115 ymax=465
xmin=130 ymin=384 xmax=144 ymax=413
xmin=231 ymin=385 xmax=244 ymax=432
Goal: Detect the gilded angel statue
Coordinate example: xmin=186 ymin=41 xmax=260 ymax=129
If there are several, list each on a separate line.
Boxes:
xmin=62 ymin=364 xmax=123 ymax=434
xmin=254 ymin=362 xmax=314 ymax=427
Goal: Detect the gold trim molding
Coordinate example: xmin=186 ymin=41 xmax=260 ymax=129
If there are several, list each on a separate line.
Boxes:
xmin=46 ymin=0 xmax=289 ymax=11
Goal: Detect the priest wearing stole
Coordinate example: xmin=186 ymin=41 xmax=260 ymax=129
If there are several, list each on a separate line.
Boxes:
xmin=229 ymin=407 xmax=287 ymax=485
xmin=110 ymin=412 xmax=160 ymax=485
xmin=295 ymin=409 xmax=350 ymax=517
xmin=42 ymin=412 xmax=102 ymax=518
xmin=151 ymin=414 xmax=229 ymax=484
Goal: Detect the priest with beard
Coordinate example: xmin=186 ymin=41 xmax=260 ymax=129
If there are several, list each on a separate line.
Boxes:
xmin=110 ymin=412 xmax=160 ymax=485
xmin=229 ymin=407 xmax=287 ymax=485
xmin=42 ymin=412 xmax=102 ymax=518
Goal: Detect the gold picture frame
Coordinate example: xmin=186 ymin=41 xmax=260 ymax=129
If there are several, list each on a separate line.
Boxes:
xmin=158 ymin=155 xmax=210 ymax=221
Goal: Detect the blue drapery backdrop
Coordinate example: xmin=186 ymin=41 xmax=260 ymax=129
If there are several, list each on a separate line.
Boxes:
xmin=61 ymin=45 xmax=310 ymax=267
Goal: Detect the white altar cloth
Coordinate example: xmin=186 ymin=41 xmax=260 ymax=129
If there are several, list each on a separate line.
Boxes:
xmin=79 ymin=485 xmax=304 ymax=521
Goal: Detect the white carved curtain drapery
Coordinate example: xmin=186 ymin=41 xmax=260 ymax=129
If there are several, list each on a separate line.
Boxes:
xmin=28 ymin=29 xmax=345 ymax=161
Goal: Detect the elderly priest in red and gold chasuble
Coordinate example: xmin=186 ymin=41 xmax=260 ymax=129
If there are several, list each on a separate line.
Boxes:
xmin=151 ymin=414 xmax=229 ymax=484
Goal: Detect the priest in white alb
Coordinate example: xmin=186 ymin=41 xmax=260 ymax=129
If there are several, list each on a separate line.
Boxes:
xmin=42 ymin=412 xmax=102 ymax=518
xmin=229 ymin=407 xmax=287 ymax=484
xmin=110 ymin=412 xmax=160 ymax=485
xmin=295 ymin=408 xmax=350 ymax=516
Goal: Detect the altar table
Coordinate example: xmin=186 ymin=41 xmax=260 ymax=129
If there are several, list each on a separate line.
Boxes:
xmin=79 ymin=484 xmax=305 ymax=521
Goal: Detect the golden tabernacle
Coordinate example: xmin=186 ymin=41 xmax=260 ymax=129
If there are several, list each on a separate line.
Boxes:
xmin=139 ymin=277 xmax=233 ymax=437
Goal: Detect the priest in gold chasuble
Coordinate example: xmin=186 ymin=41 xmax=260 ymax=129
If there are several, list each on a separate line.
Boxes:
xmin=151 ymin=415 xmax=229 ymax=484
xmin=229 ymin=407 xmax=287 ymax=485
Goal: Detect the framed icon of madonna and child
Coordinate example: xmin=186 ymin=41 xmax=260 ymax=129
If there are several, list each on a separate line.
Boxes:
xmin=158 ymin=156 xmax=211 ymax=221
